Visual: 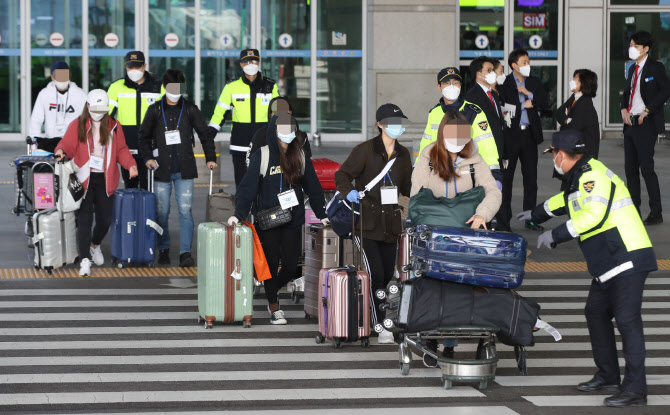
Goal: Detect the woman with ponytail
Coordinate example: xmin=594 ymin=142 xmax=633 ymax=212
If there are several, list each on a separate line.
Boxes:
xmin=229 ymin=113 xmax=327 ymax=325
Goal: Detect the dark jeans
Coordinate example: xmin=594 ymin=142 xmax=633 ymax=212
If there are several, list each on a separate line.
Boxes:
xmin=122 ymin=154 xmax=148 ymax=190
xmin=585 ymin=272 xmax=648 ymax=395
xmin=624 ymin=123 xmax=662 ymax=215
xmin=500 ymin=128 xmax=539 ymax=226
xmin=76 ymin=173 xmax=113 ymax=260
xmin=232 ymin=153 xmax=247 ymax=188
xmin=361 ymin=237 xmax=397 ymax=322
xmin=258 ymin=225 xmax=302 ymax=305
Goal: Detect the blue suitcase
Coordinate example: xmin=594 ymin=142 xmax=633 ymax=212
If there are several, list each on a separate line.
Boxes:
xmin=410 ymin=224 xmax=527 ymax=289
xmin=110 ymin=174 xmax=160 ymax=267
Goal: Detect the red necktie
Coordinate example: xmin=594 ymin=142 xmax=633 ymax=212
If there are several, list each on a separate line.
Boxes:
xmin=487 ymin=90 xmax=497 ymax=112
xmin=628 ymin=65 xmax=640 ymax=112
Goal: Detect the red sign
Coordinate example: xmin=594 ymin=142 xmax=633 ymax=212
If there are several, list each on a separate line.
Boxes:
xmin=523 ymin=13 xmax=547 ymax=29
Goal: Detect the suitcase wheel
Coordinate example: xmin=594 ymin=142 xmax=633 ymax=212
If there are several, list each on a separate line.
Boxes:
xmin=400 ymin=362 xmax=410 ymax=376
xmin=117 ymin=263 xmax=123 ymax=269
xmin=374 ymin=323 xmax=384 ymax=333
xmin=419 ymin=231 xmax=431 ymax=241
xmin=478 ymin=381 xmax=488 ymax=390
xmin=315 ymin=334 xmax=325 ymax=344
xmin=375 ymin=289 xmax=387 ymax=300
xmin=383 ymin=319 xmax=394 ymax=330
xmin=305 ymin=313 xmax=312 ymax=320
xmin=361 ymin=338 xmax=370 ymax=348
xmin=332 ymin=339 xmax=342 ymax=349
xmin=443 ymin=379 xmax=452 ymax=390
xmin=388 ymin=284 xmax=400 ymax=295
xmin=290 ymin=290 xmax=299 ymax=304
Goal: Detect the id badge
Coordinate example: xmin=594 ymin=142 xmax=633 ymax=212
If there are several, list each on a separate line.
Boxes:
xmin=260 ymin=94 xmax=272 ymax=105
xmin=278 ymin=189 xmax=299 ymax=210
xmin=165 ymin=130 xmax=181 ymax=145
xmin=55 ymin=123 xmax=66 ymax=136
xmin=380 ymin=186 xmax=398 ymax=205
xmin=90 ymin=155 xmax=104 ymax=170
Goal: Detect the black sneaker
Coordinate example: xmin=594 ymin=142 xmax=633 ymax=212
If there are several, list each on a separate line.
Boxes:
xmin=442 ymin=346 xmax=455 ymax=359
xmin=423 ymin=339 xmax=438 ymax=367
xmin=270 ymin=310 xmax=287 ymax=325
xmin=525 ymin=220 xmax=545 ymax=232
xmin=179 ymin=252 xmax=195 ymax=267
xmin=643 ymin=213 xmax=663 ymax=226
xmin=158 ymin=249 xmax=170 ymax=265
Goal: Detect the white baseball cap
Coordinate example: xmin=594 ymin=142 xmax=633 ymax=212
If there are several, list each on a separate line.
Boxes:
xmin=87 ymin=89 xmax=110 ymax=112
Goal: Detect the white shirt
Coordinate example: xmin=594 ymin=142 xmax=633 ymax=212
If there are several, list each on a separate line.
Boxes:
xmin=478 ymin=81 xmax=500 ymax=116
xmin=629 ymin=55 xmax=647 ymax=115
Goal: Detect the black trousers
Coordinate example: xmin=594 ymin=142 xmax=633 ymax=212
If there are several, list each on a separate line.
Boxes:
xmin=500 ymin=128 xmax=538 ymax=226
xmin=121 ymin=154 xmax=148 ymax=190
xmin=258 ymin=225 xmax=302 ymax=305
xmin=624 ymin=123 xmax=662 ymax=215
xmin=361 ymin=238 xmax=397 ymax=322
xmin=76 ymin=173 xmax=114 ymax=260
xmin=232 ymin=153 xmax=247 ymax=188
xmin=585 ymin=272 xmax=648 ymax=395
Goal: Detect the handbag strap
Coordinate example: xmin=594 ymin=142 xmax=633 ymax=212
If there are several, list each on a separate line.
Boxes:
xmin=359 ymin=158 xmax=396 ymax=197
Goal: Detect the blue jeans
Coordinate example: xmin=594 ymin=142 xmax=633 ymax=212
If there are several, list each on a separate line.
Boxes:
xmin=154 ymin=172 xmax=194 ymax=254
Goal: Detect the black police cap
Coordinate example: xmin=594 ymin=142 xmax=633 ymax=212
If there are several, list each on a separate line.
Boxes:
xmin=437 ymin=67 xmax=461 ymax=84
xmin=543 ymin=129 xmax=587 ymax=154
xmin=124 ymin=51 xmax=145 ymax=67
xmin=240 ymin=49 xmax=260 ymax=62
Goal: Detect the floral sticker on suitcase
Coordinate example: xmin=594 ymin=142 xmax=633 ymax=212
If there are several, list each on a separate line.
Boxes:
xmin=33 ymin=173 xmax=54 ymax=210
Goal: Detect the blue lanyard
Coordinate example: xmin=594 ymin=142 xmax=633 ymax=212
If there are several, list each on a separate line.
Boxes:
xmin=56 ymin=88 xmax=70 ymax=123
xmin=385 ymin=172 xmax=393 ymax=186
xmin=279 ymin=171 xmax=291 ymax=193
xmin=161 ymin=98 xmax=184 ymax=131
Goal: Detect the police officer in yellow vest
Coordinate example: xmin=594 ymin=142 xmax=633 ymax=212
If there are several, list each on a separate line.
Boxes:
xmin=208 ymin=48 xmax=279 ymax=187
xmin=517 ymin=129 xmax=656 ymax=408
xmin=418 ymin=67 xmax=502 ymax=184
xmin=107 ymin=51 xmax=164 ymax=189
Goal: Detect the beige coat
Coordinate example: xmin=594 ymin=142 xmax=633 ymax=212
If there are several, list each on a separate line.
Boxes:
xmin=410 ymin=143 xmax=502 ymax=222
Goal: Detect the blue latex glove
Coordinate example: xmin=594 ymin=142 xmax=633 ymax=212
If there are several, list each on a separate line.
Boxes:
xmin=346 ymin=190 xmax=360 ymax=204
xmin=537 ymin=231 xmax=554 ymax=249
xmin=495 ymin=180 xmax=503 ymax=191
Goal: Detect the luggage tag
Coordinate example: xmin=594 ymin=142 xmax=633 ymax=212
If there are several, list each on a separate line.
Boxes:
xmin=381 ymin=186 xmax=398 ymax=205
xmin=535 ymin=318 xmax=562 ymax=341
xmin=278 ymin=189 xmax=299 ymax=210
xmin=89 ymin=155 xmax=104 ymax=170
xmin=165 ymin=130 xmax=181 ymax=145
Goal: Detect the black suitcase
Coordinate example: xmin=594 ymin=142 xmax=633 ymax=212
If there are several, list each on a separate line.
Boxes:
xmin=378 ymin=277 xmax=540 ymax=347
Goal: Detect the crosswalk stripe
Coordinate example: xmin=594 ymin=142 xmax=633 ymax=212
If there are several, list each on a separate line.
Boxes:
xmin=522 ymin=395 xmax=670 ymax=406
xmin=0 ymin=368 xmax=444 ymax=384
xmin=0 ymin=387 xmax=485 ymax=405
xmin=72 ymin=408 xmax=521 ymax=415
xmin=1 ymin=339 xmax=668 ymax=352
xmin=521 ymin=278 xmax=670 ymax=286
xmin=0 ymin=289 xmax=199 ymax=296
xmin=496 ymin=375 xmax=670 ymax=387
xmin=517 ymin=290 xmax=670 ymax=298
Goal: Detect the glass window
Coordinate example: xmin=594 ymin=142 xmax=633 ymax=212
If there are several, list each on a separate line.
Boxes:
xmin=31 ymin=0 xmax=83 ymax=106
xmin=89 ymin=0 xmax=135 ymax=91
xmin=317 ymin=0 xmax=362 ymax=133
xmin=531 ymin=65 xmax=557 ymax=130
xmin=200 ymin=0 xmax=250 ymax=129
xmin=611 ymin=0 xmax=669 ymax=4
xmin=513 ymin=0 xmax=558 ymax=59
xmin=148 ymin=0 xmax=196 ymax=102
xmin=460 ymin=0 xmax=505 ymax=59
xmin=608 ymin=12 xmax=670 ymax=125
xmin=261 ymin=0 xmax=311 ymax=129
xmin=0 ymin=0 xmax=21 ymax=132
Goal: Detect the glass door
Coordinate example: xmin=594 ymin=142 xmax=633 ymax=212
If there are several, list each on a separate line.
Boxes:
xmin=0 ymin=0 xmax=21 ymax=132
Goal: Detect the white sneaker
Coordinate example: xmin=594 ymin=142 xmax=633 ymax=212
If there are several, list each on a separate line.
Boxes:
xmin=90 ymin=245 xmax=104 ymax=266
xmin=377 ymin=329 xmax=395 ymax=344
xmin=270 ymin=310 xmax=287 ymax=325
xmin=79 ymin=258 xmax=91 ymax=277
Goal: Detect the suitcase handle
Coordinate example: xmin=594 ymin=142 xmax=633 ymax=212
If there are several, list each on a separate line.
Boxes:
xmin=351 ymin=198 xmax=363 ymax=271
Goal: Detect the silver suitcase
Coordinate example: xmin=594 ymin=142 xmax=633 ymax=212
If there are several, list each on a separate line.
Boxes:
xmin=32 ymin=207 xmax=78 ymax=274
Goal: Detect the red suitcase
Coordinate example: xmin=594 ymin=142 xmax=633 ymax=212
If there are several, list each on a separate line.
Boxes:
xmin=315 ymin=201 xmax=370 ymax=348
xmin=312 ymin=158 xmax=341 ymax=191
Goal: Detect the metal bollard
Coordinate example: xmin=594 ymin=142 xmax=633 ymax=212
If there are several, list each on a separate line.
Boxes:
xmin=312 ymin=132 xmax=321 ymax=147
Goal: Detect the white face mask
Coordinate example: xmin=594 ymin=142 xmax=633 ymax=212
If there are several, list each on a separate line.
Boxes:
xmin=444 ymin=139 xmax=466 ymax=153
xmin=243 ymin=64 xmax=260 ymax=76
xmin=496 ymin=74 xmax=506 ymax=85
xmin=569 ymin=80 xmax=578 ymax=92
xmin=629 ymin=46 xmax=642 ymax=61
xmin=127 ymin=69 xmax=144 ymax=83
xmin=553 ymin=152 xmax=565 ymax=175
xmin=442 ymin=85 xmax=460 ymax=101
xmin=166 ymin=92 xmax=181 ymax=102
xmin=89 ymin=112 xmax=105 ymax=122
xmin=519 ymin=65 xmax=531 ymax=77
xmin=484 ymin=72 xmax=497 ymax=86
xmin=55 ymin=81 xmax=69 ymax=91
xmin=277 ymin=130 xmax=296 ymax=144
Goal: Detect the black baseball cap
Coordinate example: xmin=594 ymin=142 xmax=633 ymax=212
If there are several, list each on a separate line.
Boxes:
xmin=125 ymin=51 xmax=145 ymax=67
xmin=240 ymin=48 xmax=260 ymax=63
xmin=543 ymin=129 xmax=586 ymax=154
xmin=376 ymin=103 xmax=409 ymax=126
xmin=437 ymin=67 xmax=461 ymax=84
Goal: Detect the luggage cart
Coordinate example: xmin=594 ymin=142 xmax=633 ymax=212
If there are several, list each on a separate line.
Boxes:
xmin=398 ymin=326 xmax=499 ymax=390
xmin=288 ymin=276 xmax=305 ymax=304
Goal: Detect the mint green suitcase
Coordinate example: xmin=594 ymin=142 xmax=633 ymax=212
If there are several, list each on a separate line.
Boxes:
xmin=197 ymin=222 xmax=254 ymax=328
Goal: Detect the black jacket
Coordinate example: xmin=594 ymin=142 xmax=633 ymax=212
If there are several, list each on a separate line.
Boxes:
xmin=110 ymin=71 xmax=163 ymax=151
xmin=138 ymin=97 xmax=217 ymax=182
xmin=556 ymin=94 xmax=600 ymax=159
xmin=620 ymin=58 xmax=670 ymax=134
xmin=465 ymin=84 xmax=505 ymax=158
xmin=334 ymin=135 xmax=413 ymax=243
xmin=499 ymin=73 xmax=549 ymax=144
xmin=246 ymin=126 xmax=312 ymax=166
xmin=234 ymin=116 xmax=327 ymax=228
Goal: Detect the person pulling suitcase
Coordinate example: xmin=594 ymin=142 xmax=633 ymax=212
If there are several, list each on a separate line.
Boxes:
xmin=55 ymin=89 xmax=138 ymax=276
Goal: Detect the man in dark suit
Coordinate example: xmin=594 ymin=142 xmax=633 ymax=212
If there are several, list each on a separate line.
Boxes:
xmin=465 ymin=56 xmax=508 ymax=229
xmin=620 ymin=30 xmax=670 ymax=226
xmin=498 ymin=49 xmax=549 ymax=232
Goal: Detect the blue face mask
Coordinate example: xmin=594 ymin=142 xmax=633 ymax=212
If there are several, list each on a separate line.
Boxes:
xmin=384 ymin=124 xmax=405 ymax=139
xmin=277 ymin=130 xmax=296 ymax=144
